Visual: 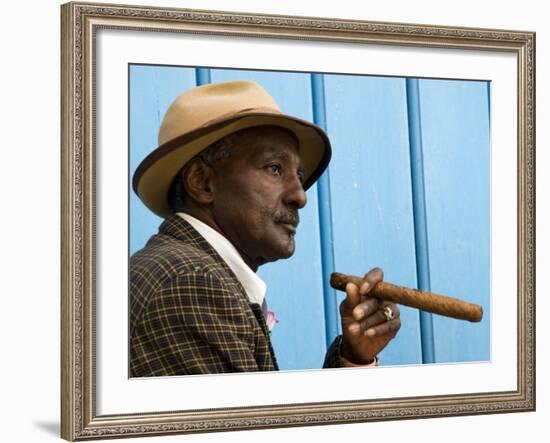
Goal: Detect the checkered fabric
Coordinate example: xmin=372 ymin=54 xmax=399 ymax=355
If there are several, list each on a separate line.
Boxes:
xmin=130 ymin=215 xmax=340 ymax=376
xmin=323 ymin=336 xmax=343 ymax=369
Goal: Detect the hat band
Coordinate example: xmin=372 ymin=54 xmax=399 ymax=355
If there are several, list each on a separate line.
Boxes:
xmin=134 ymin=109 xmax=310 ymax=195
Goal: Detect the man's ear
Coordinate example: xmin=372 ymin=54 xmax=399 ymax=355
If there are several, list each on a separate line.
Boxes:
xmin=181 ymin=158 xmax=215 ymax=205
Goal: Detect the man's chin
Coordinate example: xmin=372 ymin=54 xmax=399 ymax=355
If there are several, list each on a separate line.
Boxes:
xmin=262 ymin=242 xmax=296 ymax=264
xmin=275 ymin=240 xmax=296 ymax=260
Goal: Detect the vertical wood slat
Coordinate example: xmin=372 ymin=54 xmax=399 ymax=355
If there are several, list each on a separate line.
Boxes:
xmin=324 ymin=74 xmax=422 ymax=365
xmin=209 ymin=69 xmax=327 ymax=370
xmin=311 ymin=73 xmax=339 ymax=347
xmin=129 ymin=65 xmax=197 ymax=255
xmin=195 ymin=68 xmax=211 ymax=86
xmin=418 ymin=79 xmax=491 ymax=363
xmin=406 ymin=78 xmax=436 ymax=364
xmin=487 ymin=81 xmax=492 ymax=128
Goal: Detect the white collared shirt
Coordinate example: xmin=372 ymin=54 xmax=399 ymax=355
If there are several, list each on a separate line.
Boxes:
xmin=176 ymin=212 xmax=267 ymax=308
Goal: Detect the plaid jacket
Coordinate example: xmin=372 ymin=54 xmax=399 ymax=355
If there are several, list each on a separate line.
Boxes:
xmin=130 ymin=215 xmax=341 ymax=377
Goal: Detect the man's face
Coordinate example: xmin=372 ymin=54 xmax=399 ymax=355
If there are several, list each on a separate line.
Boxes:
xmin=210 ymin=126 xmax=307 ymax=270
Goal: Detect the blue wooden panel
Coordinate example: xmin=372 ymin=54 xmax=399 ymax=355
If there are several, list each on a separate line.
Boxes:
xmin=129 ymin=65 xmax=197 ymax=255
xmin=311 ymin=74 xmax=340 ymax=347
xmin=129 ymin=67 xmax=491 ymax=370
xmin=195 ymin=67 xmax=211 ymax=85
xmin=418 ymin=79 xmax=491 ymax=363
xmin=406 ymin=79 xmax=436 ymax=364
xmin=210 ymin=69 xmax=327 ymax=371
xmin=324 ymin=74 xmax=423 ymax=366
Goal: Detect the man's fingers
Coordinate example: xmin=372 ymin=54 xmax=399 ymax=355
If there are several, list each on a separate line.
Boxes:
xmin=364 ymin=317 xmax=401 ymax=338
xmin=358 ymin=309 xmax=389 ymax=331
xmin=352 ymin=297 xmax=381 ymax=321
xmin=354 ymin=303 xmax=401 ymax=335
xmin=340 ymin=283 xmax=361 ymax=316
xmin=359 ymin=267 xmax=384 ymax=295
xmin=340 ymin=268 xmax=386 ymax=318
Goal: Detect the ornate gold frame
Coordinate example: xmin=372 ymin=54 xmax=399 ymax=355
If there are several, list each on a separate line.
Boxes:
xmin=60 ymin=1 xmax=535 ymax=440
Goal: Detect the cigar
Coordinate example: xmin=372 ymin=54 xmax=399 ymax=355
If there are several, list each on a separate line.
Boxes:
xmin=330 ymin=272 xmax=483 ymax=322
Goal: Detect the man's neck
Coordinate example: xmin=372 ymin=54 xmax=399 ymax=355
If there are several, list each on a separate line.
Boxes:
xmin=179 ymin=207 xmax=262 ymax=272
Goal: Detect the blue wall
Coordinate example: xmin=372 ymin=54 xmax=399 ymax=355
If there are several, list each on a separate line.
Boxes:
xmin=129 ymin=65 xmax=491 ymax=370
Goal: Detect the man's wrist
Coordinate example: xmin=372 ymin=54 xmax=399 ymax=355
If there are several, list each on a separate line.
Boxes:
xmin=340 ymin=354 xmax=379 ymax=367
xmin=338 ymin=336 xmax=379 ymax=367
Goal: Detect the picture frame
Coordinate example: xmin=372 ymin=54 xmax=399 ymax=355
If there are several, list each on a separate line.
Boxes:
xmin=60 ymin=1 xmax=535 ymax=440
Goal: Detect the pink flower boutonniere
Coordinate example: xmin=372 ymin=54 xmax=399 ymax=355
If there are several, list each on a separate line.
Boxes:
xmin=265 ymin=309 xmax=279 ymax=332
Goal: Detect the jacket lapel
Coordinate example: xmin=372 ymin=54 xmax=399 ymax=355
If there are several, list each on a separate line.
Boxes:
xmin=158 ymin=215 xmax=277 ymax=349
xmin=248 ymin=303 xmax=279 ymax=370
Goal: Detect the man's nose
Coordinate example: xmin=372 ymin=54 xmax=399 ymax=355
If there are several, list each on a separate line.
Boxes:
xmin=284 ymin=175 xmax=307 ymax=209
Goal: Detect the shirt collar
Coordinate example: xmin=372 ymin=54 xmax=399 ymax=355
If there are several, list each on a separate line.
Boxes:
xmin=176 ymin=212 xmax=266 ymax=307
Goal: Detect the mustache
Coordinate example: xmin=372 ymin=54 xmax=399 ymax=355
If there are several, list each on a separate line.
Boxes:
xmin=273 ymin=210 xmax=300 ymax=226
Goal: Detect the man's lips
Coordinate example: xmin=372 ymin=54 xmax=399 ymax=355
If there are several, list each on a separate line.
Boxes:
xmin=274 ymin=211 xmax=299 ymax=234
xmin=278 ymin=222 xmax=297 ymax=234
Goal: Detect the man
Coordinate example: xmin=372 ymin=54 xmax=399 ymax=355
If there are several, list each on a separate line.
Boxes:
xmin=130 ymin=80 xmax=401 ymax=376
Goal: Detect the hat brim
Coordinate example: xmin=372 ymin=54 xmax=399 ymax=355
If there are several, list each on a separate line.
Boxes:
xmin=133 ymin=110 xmax=332 ymax=219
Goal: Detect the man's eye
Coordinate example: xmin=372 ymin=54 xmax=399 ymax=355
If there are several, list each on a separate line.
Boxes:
xmin=267 ymin=164 xmax=282 ymax=175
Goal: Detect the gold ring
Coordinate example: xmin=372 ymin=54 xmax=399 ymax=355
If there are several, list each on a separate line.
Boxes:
xmin=383 ymin=306 xmax=394 ymax=322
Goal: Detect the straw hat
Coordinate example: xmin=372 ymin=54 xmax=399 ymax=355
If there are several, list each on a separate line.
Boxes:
xmin=132 ymin=80 xmax=332 ymax=218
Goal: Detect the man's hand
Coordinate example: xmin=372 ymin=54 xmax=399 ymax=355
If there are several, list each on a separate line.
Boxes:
xmin=339 ymin=268 xmax=401 ymax=364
